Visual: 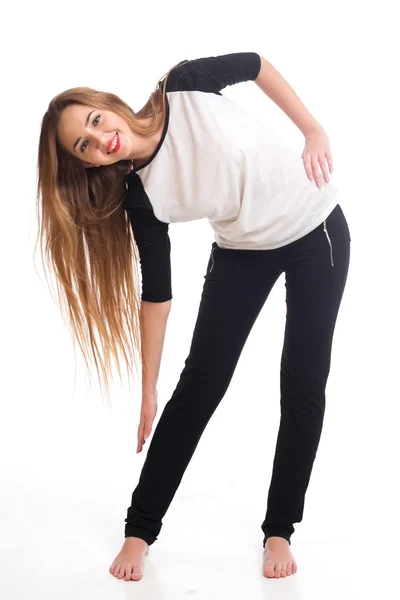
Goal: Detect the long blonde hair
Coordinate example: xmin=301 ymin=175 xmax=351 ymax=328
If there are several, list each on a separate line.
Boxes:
xmin=35 ymin=60 xmax=182 ymax=404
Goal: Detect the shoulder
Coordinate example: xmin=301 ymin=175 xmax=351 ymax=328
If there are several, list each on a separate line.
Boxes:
xmin=165 ymin=53 xmax=261 ymax=94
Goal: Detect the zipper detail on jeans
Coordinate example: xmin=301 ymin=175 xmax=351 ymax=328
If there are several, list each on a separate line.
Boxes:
xmin=210 ymin=247 xmax=216 ymax=272
xmin=323 ymin=220 xmax=334 ymax=266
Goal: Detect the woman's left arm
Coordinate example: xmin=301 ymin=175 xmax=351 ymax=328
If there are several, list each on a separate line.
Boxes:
xmin=254 ymin=55 xmax=333 ymax=189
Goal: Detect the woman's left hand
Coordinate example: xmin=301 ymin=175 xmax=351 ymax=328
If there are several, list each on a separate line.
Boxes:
xmin=301 ymin=127 xmax=333 ymax=189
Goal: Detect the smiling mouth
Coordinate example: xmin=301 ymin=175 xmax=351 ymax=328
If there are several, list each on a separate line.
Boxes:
xmin=107 ymin=132 xmax=119 ymax=154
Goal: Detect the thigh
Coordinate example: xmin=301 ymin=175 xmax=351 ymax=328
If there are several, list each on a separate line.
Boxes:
xmin=281 ymin=204 xmax=351 ymax=388
xmin=178 ymin=244 xmax=282 ymax=395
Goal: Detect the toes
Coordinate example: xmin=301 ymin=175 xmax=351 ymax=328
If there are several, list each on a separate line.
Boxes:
xmin=264 ymin=556 xmax=296 ymax=579
xmin=264 ymin=560 xmax=276 ymax=578
xmin=275 ymin=562 xmax=290 ymax=578
xmin=131 ymin=564 xmax=143 ymax=580
xmin=110 ymin=562 xmax=143 ymax=581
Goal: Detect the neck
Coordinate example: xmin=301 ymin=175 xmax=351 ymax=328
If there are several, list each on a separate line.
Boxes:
xmin=128 ymin=115 xmax=164 ymax=166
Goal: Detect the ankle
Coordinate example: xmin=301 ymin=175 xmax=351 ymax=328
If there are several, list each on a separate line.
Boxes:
xmin=124 ymin=536 xmax=148 ymax=547
xmin=265 ymin=536 xmax=290 ymax=545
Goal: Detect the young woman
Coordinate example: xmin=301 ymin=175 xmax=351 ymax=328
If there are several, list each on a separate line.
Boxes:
xmin=36 ymin=52 xmax=351 ymax=581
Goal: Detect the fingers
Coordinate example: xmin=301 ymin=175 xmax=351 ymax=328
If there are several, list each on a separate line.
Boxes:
xmin=303 ymin=156 xmax=315 ymax=183
xmin=317 ymin=154 xmax=330 ymax=185
xmin=310 ymin=156 xmax=324 ymax=188
xmin=326 ymin=149 xmax=333 ymax=174
xmin=137 ymin=409 xmax=156 ymax=453
xmin=137 ymin=419 xmax=145 ymax=453
xmin=304 ymin=155 xmax=330 ymax=188
xmin=137 ymin=439 xmax=146 ymax=453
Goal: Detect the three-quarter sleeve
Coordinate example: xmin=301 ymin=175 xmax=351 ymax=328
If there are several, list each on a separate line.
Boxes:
xmin=168 ymin=52 xmax=261 ymax=93
xmin=127 ymin=206 xmax=172 ymax=302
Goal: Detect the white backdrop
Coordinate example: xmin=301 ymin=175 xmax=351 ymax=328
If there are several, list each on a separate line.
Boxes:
xmin=1 ymin=0 xmax=399 ymax=597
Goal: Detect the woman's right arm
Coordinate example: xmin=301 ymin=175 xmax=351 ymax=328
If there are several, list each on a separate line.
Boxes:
xmin=125 ymin=200 xmax=173 ymax=453
xmin=124 ymin=200 xmax=173 ymax=398
xmin=140 ymin=299 xmax=171 ymax=397
xmin=137 ymin=299 xmax=171 ymax=453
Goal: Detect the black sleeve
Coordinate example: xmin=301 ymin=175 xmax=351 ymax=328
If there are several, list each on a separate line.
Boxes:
xmin=127 ymin=207 xmax=172 ymax=303
xmin=167 ymin=52 xmax=261 ymax=94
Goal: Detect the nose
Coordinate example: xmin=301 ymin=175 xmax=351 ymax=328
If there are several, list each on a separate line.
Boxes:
xmin=89 ymin=130 xmax=106 ymax=151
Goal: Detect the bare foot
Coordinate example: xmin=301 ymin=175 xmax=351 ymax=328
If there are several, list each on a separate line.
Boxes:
xmin=263 ymin=536 xmax=297 ymax=578
xmin=109 ymin=537 xmax=149 ymax=581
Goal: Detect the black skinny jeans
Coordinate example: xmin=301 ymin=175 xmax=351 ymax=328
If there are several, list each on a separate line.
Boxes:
xmin=125 ymin=203 xmax=351 ymax=548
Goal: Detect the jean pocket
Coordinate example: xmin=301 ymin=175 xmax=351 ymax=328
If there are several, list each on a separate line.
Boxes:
xmin=323 ymin=219 xmax=335 ymax=266
xmin=204 ymin=245 xmax=218 ymax=278
xmin=209 ymin=246 xmax=217 ymax=273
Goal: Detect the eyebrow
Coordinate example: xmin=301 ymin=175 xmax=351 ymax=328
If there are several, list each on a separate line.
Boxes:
xmin=73 ymin=109 xmax=95 ymax=152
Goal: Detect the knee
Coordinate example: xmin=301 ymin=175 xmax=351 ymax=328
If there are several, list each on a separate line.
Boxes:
xmin=280 ymin=364 xmax=326 ymax=419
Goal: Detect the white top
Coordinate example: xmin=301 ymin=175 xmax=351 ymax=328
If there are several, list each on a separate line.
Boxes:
xmin=124 ymin=52 xmax=341 ymax=301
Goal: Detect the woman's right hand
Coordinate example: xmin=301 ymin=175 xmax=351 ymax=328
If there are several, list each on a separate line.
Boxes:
xmin=137 ymin=389 xmax=158 ymax=454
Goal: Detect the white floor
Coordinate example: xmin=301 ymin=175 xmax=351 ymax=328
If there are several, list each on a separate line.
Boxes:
xmin=2 ymin=379 xmax=398 ymax=600
xmin=1 ymin=448 xmax=398 ymax=599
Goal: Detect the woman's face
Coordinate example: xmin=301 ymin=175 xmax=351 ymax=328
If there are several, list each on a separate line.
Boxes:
xmin=58 ymin=104 xmax=133 ymax=168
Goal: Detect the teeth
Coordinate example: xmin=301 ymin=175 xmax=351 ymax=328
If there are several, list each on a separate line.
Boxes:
xmin=109 ymin=133 xmax=118 ymax=153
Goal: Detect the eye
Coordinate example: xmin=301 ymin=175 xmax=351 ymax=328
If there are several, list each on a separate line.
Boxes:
xmin=80 ymin=115 xmax=101 ymax=152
